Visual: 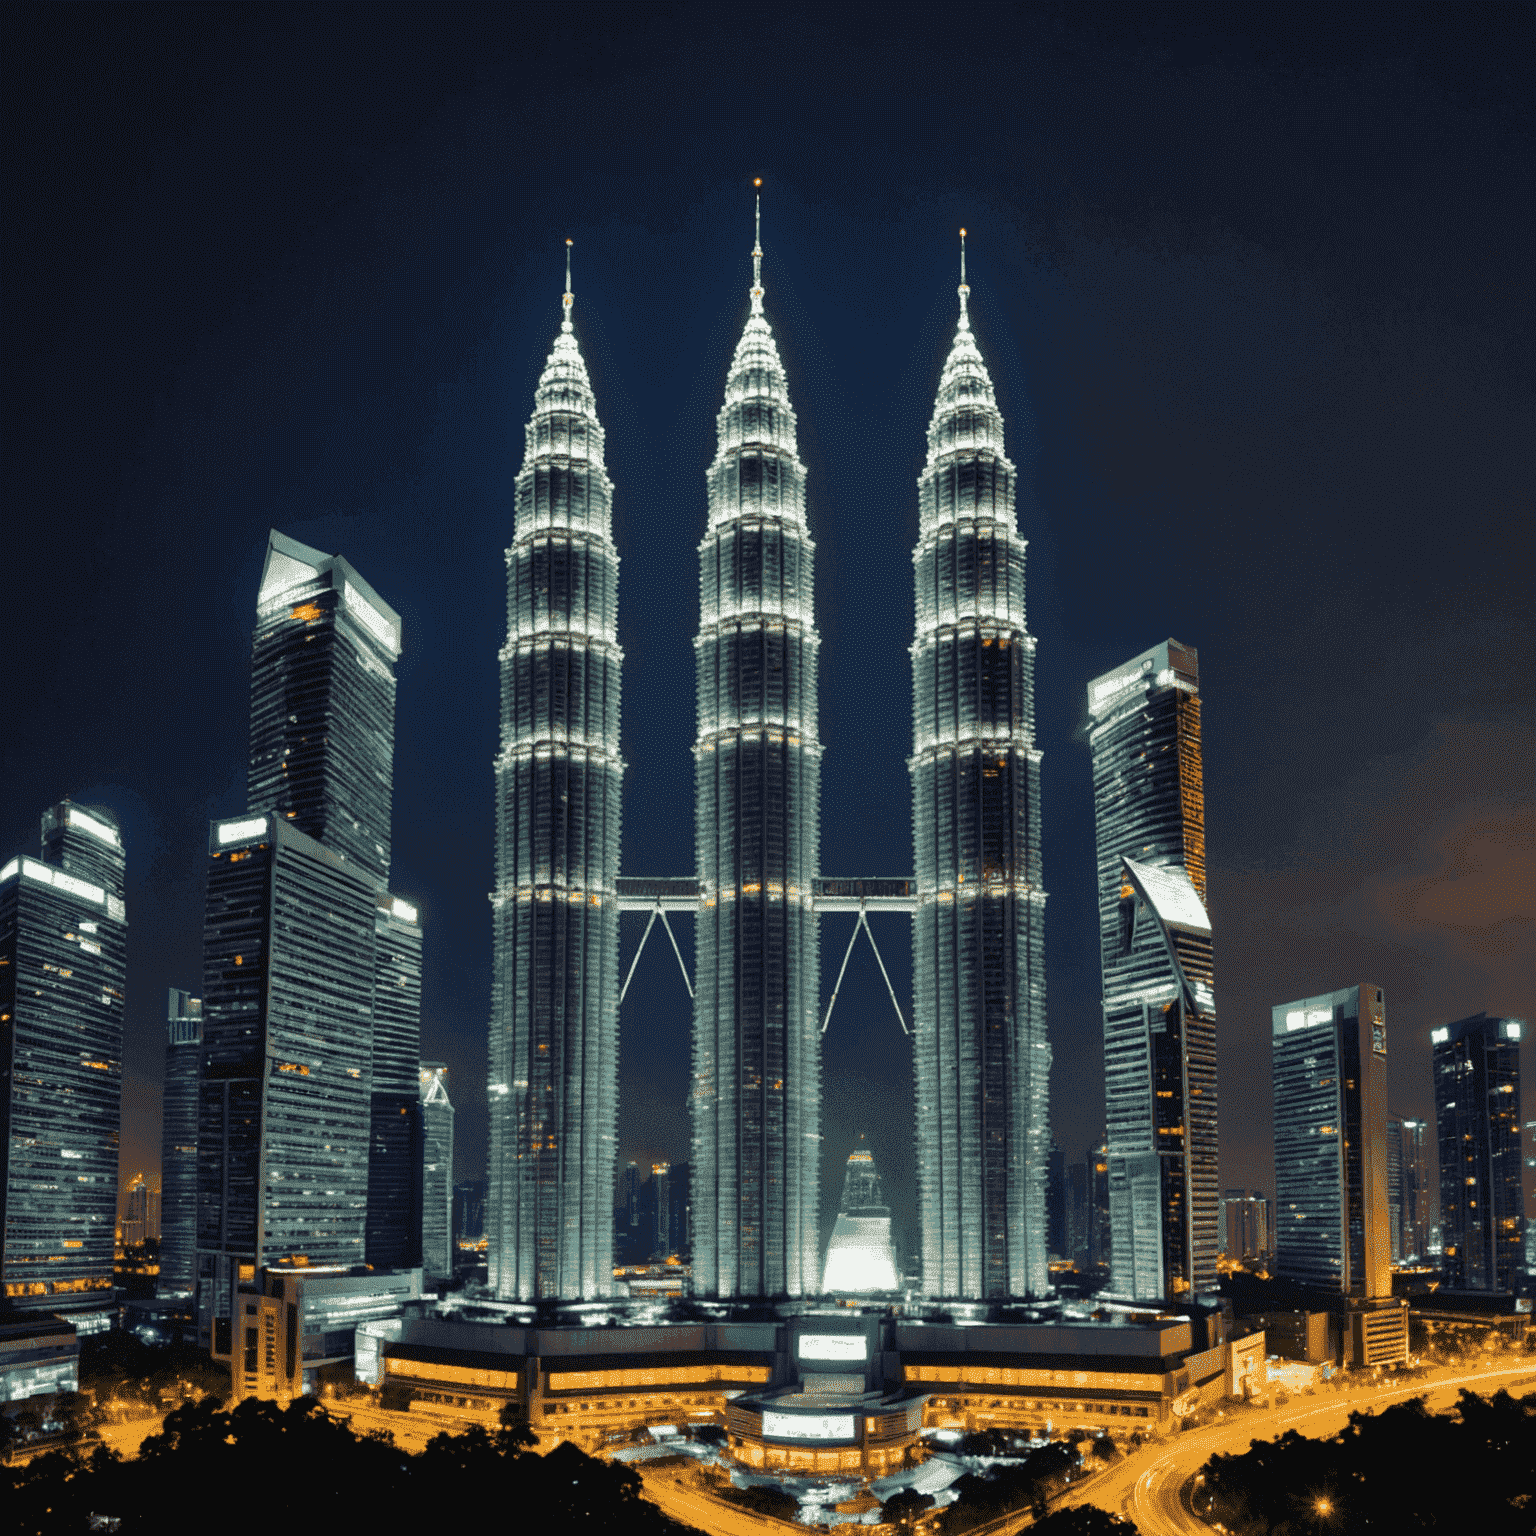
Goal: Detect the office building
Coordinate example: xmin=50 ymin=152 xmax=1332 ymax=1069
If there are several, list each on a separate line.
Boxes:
xmin=1272 ymin=985 xmax=1407 ymax=1365
xmin=366 ymin=894 xmax=424 ymax=1270
xmin=1047 ymin=1143 xmax=1067 ymax=1261
xmin=1087 ymin=1142 xmax=1111 ymax=1272
xmin=1219 ymin=1190 xmax=1269 ymax=1262
xmin=1067 ymin=1162 xmax=1088 ymax=1270
xmin=1526 ymin=1119 xmax=1536 ymax=1273
xmin=1432 ymin=1013 xmax=1525 ymax=1292
xmin=0 ymin=801 xmax=126 ymax=1323
xmin=247 ymin=531 xmax=399 ymax=884
xmin=1272 ymin=986 xmax=1392 ymax=1296
xmin=488 ymin=250 xmax=623 ymax=1303
xmin=1386 ymin=1115 xmax=1433 ymax=1264
xmin=667 ymin=1160 xmax=692 ymax=1259
xmin=912 ymin=237 xmax=1049 ymax=1301
xmin=420 ymin=1063 xmax=453 ymax=1284
xmin=122 ymin=1173 xmax=150 ymax=1246
xmin=199 ymin=531 xmax=421 ymax=1352
xmin=1087 ymin=640 xmax=1218 ymax=1303
xmin=198 ymin=811 xmax=393 ymax=1345
xmin=691 ymin=204 xmax=822 ymax=1300
xmin=821 ymin=1141 xmax=900 ymax=1293
xmin=159 ymin=988 xmax=201 ymax=1293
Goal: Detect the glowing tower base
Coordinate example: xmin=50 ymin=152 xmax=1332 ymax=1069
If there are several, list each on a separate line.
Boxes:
xmin=820 ymin=1142 xmax=900 ymax=1294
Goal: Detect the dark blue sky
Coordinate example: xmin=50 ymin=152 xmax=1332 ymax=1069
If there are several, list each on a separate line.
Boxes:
xmin=5 ymin=3 xmax=1531 ymax=1255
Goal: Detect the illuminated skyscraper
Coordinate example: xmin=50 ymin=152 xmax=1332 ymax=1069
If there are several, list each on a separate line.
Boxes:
xmin=1432 ymin=1013 xmax=1525 ymax=1291
xmin=912 ymin=236 xmax=1049 ymax=1301
xmin=419 ymin=1063 xmax=453 ymax=1283
xmin=1396 ymin=1117 xmax=1432 ymax=1263
xmin=821 ymin=1140 xmax=899 ymax=1294
xmin=1088 ymin=640 xmax=1217 ymax=1302
xmin=366 ymin=895 xmax=424 ymax=1271
xmin=1272 ymin=985 xmax=1392 ymax=1298
xmin=0 ymin=801 xmax=126 ymax=1323
xmin=488 ymin=248 xmax=622 ymax=1301
xmin=159 ymin=988 xmax=201 ymax=1294
xmin=690 ymin=201 xmax=822 ymax=1300
xmin=198 ymin=536 xmax=420 ymax=1353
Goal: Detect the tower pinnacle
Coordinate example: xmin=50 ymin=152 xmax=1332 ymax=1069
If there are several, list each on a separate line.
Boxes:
xmin=958 ymin=227 xmax=970 ymax=329
xmin=751 ymin=179 xmax=764 ymax=315
xmin=562 ymin=238 xmax=574 ymax=333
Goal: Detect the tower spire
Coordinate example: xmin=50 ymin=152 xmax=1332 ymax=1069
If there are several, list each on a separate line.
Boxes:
xmin=562 ymin=238 xmax=574 ymax=333
xmin=751 ymin=178 xmax=764 ymax=315
xmin=958 ymin=227 xmax=970 ymax=329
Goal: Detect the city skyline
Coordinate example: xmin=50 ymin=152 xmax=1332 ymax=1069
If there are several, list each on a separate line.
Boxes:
xmin=7 ymin=7 xmax=1532 ymax=1262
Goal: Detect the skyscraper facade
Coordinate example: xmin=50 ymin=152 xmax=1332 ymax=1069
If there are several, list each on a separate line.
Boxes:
xmin=912 ymin=243 xmax=1048 ymax=1301
xmin=1432 ymin=1013 xmax=1525 ymax=1292
xmin=1087 ymin=640 xmax=1217 ymax=1302
xmin=691 ymin=210 xmax=822 ymax=1299
xmin=1271 ymin=985 xmax=1392 ymax=1297
xmin=159 ymin=987 xmax=201 ymax=1293
xmin=366 ymin=894 xmax=424 ymax=1270
xmin=1396 ymin=1117 xmax=1432 ymax=1264
xmin=247 ymin=530 xmax=399 ymax=883
xmin=198 ymin=533 xmax=420 ymax=1351
xmin=0 ymin=801 xmax=127 ymax=1320
xmin=488 ymin=256 xmax=622 ymax=1301
xmin=419 ymin=1063 xmax=454 ymax=1283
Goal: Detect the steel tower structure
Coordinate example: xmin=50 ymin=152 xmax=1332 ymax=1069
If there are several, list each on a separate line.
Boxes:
xmin=911 ymin=236 xmax=1049 ymax=1299
xmin=690 ymin=199 xmax=822 ymax=1298
xmin=488 ymin=246 xmax=623 ymax=1301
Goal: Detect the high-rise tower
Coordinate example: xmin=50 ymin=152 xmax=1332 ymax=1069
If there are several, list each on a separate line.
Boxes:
xmin=691 ymin=197 xmax=822 ymax=1299
xmin=488 ymin=245 xmax=622 ymax=1301
xmin=0 ymin=801 xmax=126 ymax=1325
xmin=419 ymin=1063 xmax=454 ymax=1284
xmin=912 ymin=234 xmax=1048 ymax=1300
xmin=197 ymin=535 xmax=420 ymax=1355
xmin=1087 ymin=640 xmax=1218 ymax=1301
xmin=1432 ymin=1012 xmax=1525 ymax=1291
xmin=159 ymin=987 xmax=201 ymax=1294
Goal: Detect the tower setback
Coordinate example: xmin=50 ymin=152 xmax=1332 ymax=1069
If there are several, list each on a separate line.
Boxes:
xmin=691 ymin=203 xmax=822 ymax=1299
xmin=488 ymin=251 xmax=622 ymax=1301
xmin=912 ymin=239 xmax=1049 ymax=1300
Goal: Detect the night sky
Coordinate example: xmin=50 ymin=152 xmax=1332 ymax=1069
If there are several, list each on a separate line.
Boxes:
xmin=6 ymin=5 xmax=1532 ymax=1260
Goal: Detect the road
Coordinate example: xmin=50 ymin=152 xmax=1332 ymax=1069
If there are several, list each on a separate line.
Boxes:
xmin=638 ymin=1466 xmax=788 ymax=1536
xmin=1050 ymin=1358 xmax=1536 ymax=1536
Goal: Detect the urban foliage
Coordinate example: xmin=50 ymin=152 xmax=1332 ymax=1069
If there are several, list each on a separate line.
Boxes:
xmin=1198 ymin=1389 xmax=1536 ymax=1536
xmin=932 ymin=1439 xmax=1081 ymax=1532
xmin=0 ymin=1396 xmax=699 ymax=1535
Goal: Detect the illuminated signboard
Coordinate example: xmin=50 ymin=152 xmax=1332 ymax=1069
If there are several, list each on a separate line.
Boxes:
xmin=218 ymin=817 xmax=269 ymax=846
xmin=797 ymin=1334 xmax=866 ymax=1362
xmin=1286 ymin=1007 xmax=1334 ymax=1032
xmin=761 ymin=1410 xmax=856 ymax=1441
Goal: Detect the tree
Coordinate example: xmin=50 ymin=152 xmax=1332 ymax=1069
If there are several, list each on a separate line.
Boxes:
xmin=1030 ymin=1507 xmax=1141 ymax=1536
xmin=883 ymin=1487 xmax=936 ymax=1529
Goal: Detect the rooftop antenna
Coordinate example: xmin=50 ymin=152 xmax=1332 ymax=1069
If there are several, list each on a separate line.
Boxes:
xmin=562 ymin=238 xmax=574 ymax=332
xmin=751 ymin=178 xmax=764 ymax=315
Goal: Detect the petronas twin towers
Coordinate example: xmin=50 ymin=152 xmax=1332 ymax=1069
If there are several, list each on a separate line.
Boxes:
xmin=488 ymin=213 xmax=1048 ymax=1304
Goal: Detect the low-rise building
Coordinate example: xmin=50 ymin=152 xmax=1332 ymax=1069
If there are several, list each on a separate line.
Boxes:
xmin=230 ymin=1264 xmax=422 ymax=1401
xmin=378 ymin=1300 xmax=1237 ymax=1450
xmin=0 ymin=1315 xmax=78 ymax=1405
